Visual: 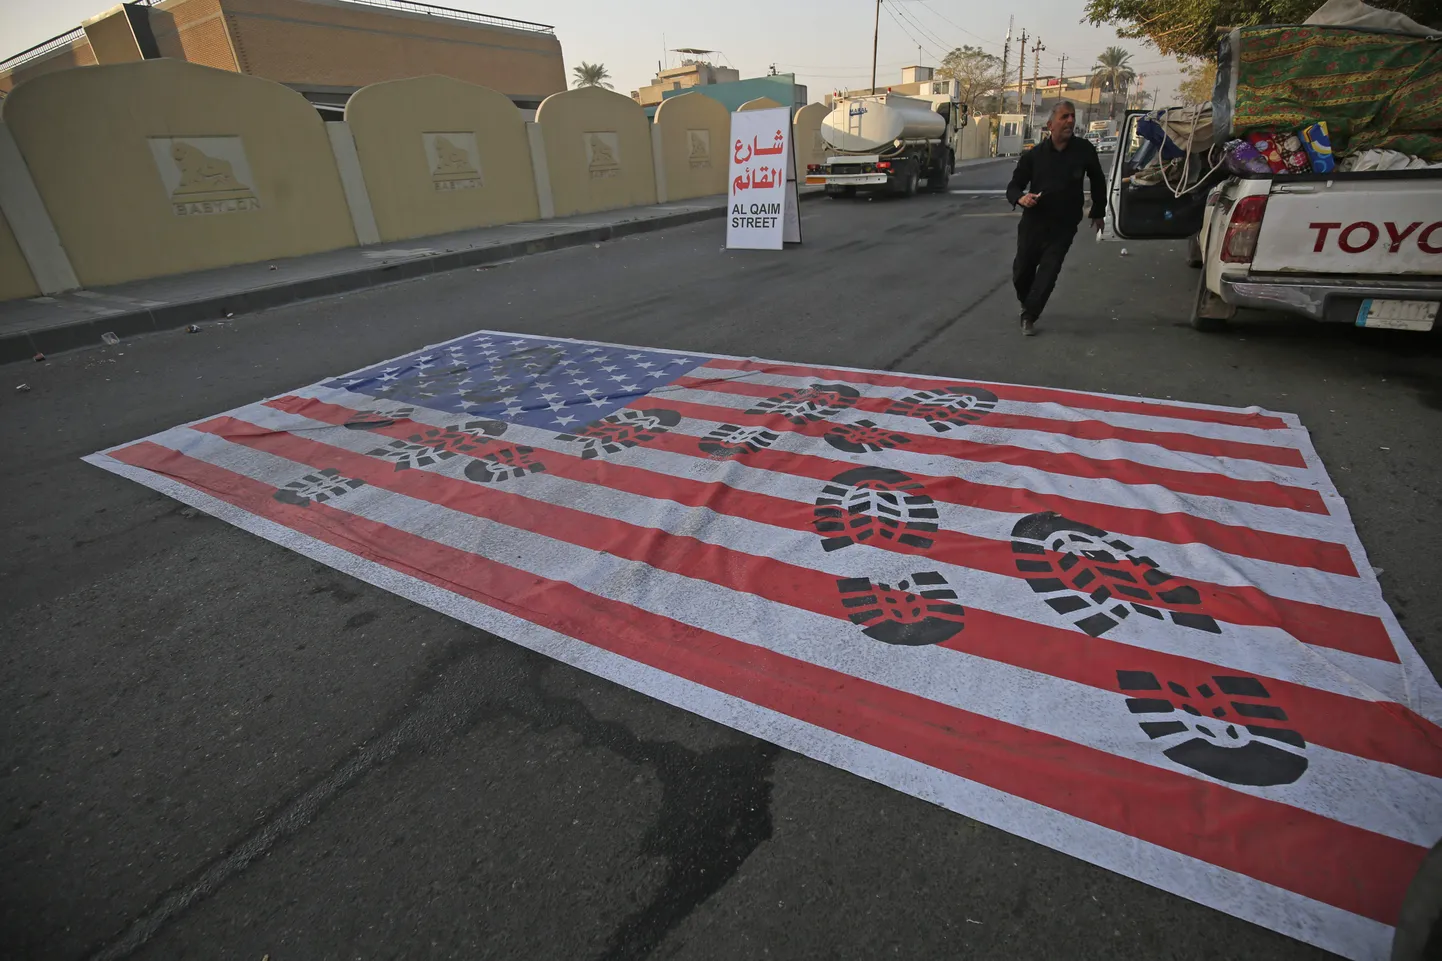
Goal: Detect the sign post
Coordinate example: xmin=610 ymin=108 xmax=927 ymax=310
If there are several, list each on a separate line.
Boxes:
xmin=726 ymin=107 xmax=802 ymax=250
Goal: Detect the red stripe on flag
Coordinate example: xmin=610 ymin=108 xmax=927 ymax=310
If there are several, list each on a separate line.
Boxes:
xmin=671 ymin=375 xmax=1309 ymax=469
xmin=267 ymin=396 xmax=1391 ymax=664
xmin=105 ymin=440 xmax=1427 ymax=926
xmin=648 ymin=395 xmax=1328 ymax=516
xmin=699 ymin=358 xmax=1293 ymax=431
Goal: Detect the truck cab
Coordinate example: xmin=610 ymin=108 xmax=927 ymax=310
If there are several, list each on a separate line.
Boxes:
xmin=1106 ymin=109 xmax=1442 ymax=332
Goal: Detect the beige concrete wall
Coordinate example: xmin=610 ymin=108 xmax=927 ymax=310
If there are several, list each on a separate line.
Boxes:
xmin=82 ymin=8 xmax=146 ymax=64
xmin=0 ymin=59 xmax=355 ymax=288
xmin=793 ymin=103 xmax=831 ymax=172
xmin=738 ymin=97 xmax=785 ymax=112
xmin=345 ymin=75 xmax=539 ymax=242
xmin=221 ymin=0 xmax=565 ymax=98
xmin=538 ymin=87 xmax=656 ymax=217
xmin=0 ymin=208 xmax=40 ymax=302
xmin=652 ymin=92 xmax=729 ymax=202
xmin=0 ymin=37 xmax=97 ymax=96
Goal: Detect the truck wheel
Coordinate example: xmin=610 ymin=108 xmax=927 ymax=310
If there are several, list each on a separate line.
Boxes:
xmin=1189 ymin=269 xmax=1230 ymax=332
xmin=927 ymin=164 xmax=950 ymax=192
xmin=1186 ymin=232 xmax=1203 ymax=268
xmin=904 ymin=172 xmax=919 ymax=197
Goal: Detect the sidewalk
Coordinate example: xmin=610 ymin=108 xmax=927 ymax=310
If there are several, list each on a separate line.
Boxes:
xmin=0 ymin=195 xmax=741 ymax=364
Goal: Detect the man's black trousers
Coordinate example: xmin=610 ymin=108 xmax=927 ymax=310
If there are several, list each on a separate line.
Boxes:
xmin=1013 ymin=215 xmax=1077 ymax=321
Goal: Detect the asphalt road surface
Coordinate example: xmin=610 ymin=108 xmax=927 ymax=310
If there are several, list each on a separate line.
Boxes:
xmin=4 ymin=158 xmax=1440 ymax=961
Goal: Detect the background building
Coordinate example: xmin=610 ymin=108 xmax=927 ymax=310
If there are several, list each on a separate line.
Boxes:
xmin=656 ymin=72 xmax=806 ymax=116
xmin=999 ymin=75 xmax=1109 ymax=134
xmin=0 ymin=0 xmax=566 ymax=112
xmin=632 ymin=50 xmax=739 ymax=108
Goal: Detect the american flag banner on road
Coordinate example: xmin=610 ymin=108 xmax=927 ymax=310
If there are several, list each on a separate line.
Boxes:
xmin=86 ymin=330 xmax=1442 ymax=960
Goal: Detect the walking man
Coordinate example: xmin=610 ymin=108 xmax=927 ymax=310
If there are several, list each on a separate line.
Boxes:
xmin=1005 ymin=101 xmax=1107 ymax=336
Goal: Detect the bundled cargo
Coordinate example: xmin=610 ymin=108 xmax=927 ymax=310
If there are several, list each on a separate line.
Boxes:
xmin=1213 ymin=0 xmax=1442 ymax=165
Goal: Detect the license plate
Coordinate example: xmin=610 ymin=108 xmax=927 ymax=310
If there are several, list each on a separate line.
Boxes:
xmin=1356 ymin=299 xmax=1439 ymax=331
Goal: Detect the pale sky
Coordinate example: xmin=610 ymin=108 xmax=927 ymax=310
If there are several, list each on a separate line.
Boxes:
xmin=0 ymin=0 xmax=1184 ymax=103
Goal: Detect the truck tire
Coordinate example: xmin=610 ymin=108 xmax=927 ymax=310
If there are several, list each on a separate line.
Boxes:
xmin=1189 ymin=269 xmax=1230 ymax=332
xmin=927 ymin=163 xmax=951 ymax=193
xmin=904 ymin=172 xmax=919 ymax=197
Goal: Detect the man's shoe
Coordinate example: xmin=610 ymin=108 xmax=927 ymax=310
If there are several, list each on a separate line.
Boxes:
xmin=1021 ymin=314 xmax=1036 ymax=336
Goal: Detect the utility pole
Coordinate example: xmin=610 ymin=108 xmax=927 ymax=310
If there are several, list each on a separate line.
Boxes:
xmin=999 ymin=16 xmax=1012 ymax=113
xmin=994 ymin=17 xmax=1012 ymax=156
xmin=1017 ymin=29 xmax=1027 ymax=121
xmin=871 ymin=0 xmax=882 ymax=95
xmin=1058 ymin=53 xmax=1067 ymax=83
xmin=1029 ymin=36 xmax=1044 ymax=131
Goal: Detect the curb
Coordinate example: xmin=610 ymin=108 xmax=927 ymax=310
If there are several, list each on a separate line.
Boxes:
xmin=1 ymin=204 xmax=729 ymax=365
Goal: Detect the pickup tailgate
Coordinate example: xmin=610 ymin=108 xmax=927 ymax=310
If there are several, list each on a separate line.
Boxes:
xmin=1251 ymin=176 xmax=1442 ymax=275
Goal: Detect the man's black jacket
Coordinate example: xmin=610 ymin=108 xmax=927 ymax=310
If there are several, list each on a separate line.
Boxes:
xmin=1005 ymin=136 xmax=1108 ymax=226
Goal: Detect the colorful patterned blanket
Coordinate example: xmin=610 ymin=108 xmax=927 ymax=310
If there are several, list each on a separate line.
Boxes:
xmin=1216 ymin=24 xmax=1442 ymax=161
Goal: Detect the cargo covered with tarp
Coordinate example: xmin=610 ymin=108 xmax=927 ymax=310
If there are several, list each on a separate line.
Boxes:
xmin=1213 ymin=1 xmax=1442 ymax=162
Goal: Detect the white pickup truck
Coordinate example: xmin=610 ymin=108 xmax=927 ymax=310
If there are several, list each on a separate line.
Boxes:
xmin=1105 ymin=110 xmax=1442 ymax=332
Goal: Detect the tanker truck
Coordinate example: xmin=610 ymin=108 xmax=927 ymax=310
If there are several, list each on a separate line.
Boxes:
xmin=805 ymin=92 xmax=966 ymax=198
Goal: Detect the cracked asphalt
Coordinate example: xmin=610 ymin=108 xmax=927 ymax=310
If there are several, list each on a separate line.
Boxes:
xmin=3 ymin=158 xmax=1440 ymax=961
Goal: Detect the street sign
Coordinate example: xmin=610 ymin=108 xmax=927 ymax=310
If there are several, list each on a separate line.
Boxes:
xmin=726 ymin=107 xmax=801 ymax=250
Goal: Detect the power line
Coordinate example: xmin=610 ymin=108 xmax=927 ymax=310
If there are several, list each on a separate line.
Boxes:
xmin=890 ymin=0 xmax=958 ymax=57
xmin=903 ymin=0 xmax=1006 ymax=51
xmin=772 ymin=59 xmax=911 ymax=71
xmin=883 ymin=3 xmax=951 ymax=65
xmin=887 ymin=2 xmax=952 ymax=61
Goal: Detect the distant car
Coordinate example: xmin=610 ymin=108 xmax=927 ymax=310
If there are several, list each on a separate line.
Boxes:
xmin=1098 ymin=135 xmax=1119 ymax=153
xmin=1022 ymin=138 xmax=1036 ymax=151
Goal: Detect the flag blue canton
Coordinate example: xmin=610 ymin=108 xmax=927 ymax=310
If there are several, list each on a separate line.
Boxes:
xmin=324 ymin=334 xmax=703 ymax=430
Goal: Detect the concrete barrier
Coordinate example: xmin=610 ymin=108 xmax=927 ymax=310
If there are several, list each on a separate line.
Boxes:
xmin=537 ymin=86 xmax=656 ymax=217
xmin=345 ymin=75 xmax=539 ymax=242
xmin=0 ymin=209 xmax=38 ymax=302
xmin=960 ymin=116 xmax=994 ymax=160
xmin=652 ymin=92 xmax=729 ymax=202
xmin=1 ymin=59 xmax=355 ymax=288
xmin=737 ymin=97 xmax=785 ymax=112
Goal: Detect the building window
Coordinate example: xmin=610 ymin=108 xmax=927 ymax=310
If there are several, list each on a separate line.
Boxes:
xmin=931 ymin=80 xmax=950 ymax=95
xmin=1002 ymin=121 xmax=1018 ymax=137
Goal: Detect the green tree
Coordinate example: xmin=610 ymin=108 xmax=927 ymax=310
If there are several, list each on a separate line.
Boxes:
xmin=938 ymin=45 xmax=1007 ymax=116
xmin=1084 ymin=0 xmax=1442 ymax=60
xmin=1177 ymin=60 xmax=1218 ymax=105
xmin=1091 ymin=46 xmax=1138 ymax=119
xmin=572 ymin=61 xmax=614 ymax=89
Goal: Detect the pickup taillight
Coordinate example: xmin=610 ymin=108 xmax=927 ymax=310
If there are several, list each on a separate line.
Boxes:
xmin=1220 ymin=195 xmax=1268 ymax=263
xmin=807 ymin=163 xmax=822 ymax=174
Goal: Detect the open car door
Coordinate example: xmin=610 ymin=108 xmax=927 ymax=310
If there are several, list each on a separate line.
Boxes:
xmin=1105 ymin=109 xmax=1211 ymax=240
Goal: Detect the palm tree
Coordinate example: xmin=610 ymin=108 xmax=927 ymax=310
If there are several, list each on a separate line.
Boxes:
xmin=572 ymin=62 xmax=614 ymax=90
xmin=1090 ymin=46 xmax=1136 ymax=119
